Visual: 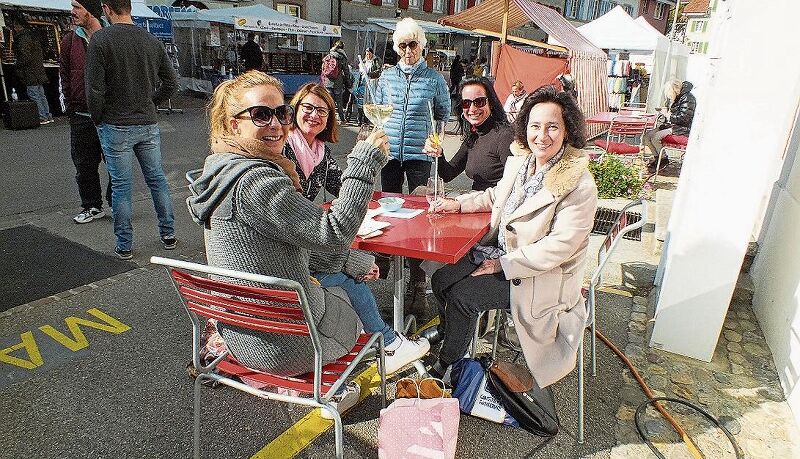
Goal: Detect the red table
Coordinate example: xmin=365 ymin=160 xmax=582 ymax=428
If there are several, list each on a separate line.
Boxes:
xmin=352 ymin=191 xmax=491 ymax=332
xmin=585 ymin=110 xmax=657 ymax=127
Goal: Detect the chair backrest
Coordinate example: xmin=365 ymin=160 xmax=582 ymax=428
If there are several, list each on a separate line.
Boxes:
xmin=607 ymin=115 xmax=649 ymax=141
xmin=620 ymin=102 xmax=647 ymax=113
xmin=592 ymin=199 xmax=648 ymax=287
xmin=151 ymin=256 xmax=323 ymax=362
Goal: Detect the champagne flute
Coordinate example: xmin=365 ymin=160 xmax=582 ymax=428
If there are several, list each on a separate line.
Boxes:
xmin=363 ymin=79 xmax=393 ymax=131
xmin=427 ymin=118 xmax=447 ymax=201
xmin=426 ymin=176 xmax=445 ymax=218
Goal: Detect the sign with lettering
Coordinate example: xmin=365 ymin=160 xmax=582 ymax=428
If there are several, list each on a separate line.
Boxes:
xmin=234 ymin=16 xmax=341 ymax=37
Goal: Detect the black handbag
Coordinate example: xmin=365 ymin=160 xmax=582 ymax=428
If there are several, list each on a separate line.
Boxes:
xmin=487 ymin=360 xmax=559 ymax=437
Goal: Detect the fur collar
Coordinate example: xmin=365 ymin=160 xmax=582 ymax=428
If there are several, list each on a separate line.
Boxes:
xmin=509 ymin=142 xmax=589 ymax=197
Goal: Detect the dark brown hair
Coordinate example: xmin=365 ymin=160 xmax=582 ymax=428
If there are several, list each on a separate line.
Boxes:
xmin=103 ymin=0 xmax=132 ymax=15
xmin=513 ymin=85 xmax=587 ymax=149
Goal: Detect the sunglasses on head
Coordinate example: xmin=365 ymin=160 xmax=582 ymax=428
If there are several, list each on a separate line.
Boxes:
xmin=398 ymin=41 xmax=419 ymax=51
xmin=461 ymin=97 xmax=488 ymax=110
xmin=233 ymin=105 xmax=294 ymax=126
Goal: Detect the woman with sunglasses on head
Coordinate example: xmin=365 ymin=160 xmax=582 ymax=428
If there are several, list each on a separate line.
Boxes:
xmin=423 ymin=77 xmax=514 ymax=193
xmin=426 ymin=86 xmax=598 ymax=389
xmin=375 ymin=17 xmax=451 ymax=312
xmin=187 ymin=72 xmax=429 ymax=395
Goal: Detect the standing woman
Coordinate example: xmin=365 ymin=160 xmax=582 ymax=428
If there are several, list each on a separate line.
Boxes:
xmin=423 ymin=77 xmax=513 ymax=192
xmin=377 ymin=17 xmax=451 ymax=307
xmin=187 ymin=71 xmax=428 ymax=381
xmin=428 ymin=85 xmax=598 ymax=389
xmin=284 ymin=83 xmax=343 ymax=201
xmin=503 ymin=81 xmax=528 ymax=123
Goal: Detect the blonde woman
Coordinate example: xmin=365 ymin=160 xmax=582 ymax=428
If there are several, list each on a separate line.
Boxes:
xmin=644 ymin=79 xmax=696 ymax=172
xmin=187 ymin=72 xmax=428 ymax=397
xmin=503 ymin=80 xmax=528 ymax=123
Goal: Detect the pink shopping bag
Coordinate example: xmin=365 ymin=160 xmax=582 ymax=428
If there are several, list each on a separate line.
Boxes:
xmin=378 ymin=396 xmax=460 ymax=459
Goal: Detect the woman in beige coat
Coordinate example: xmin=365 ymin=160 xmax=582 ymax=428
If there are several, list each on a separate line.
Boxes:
xmin=429 ymin=85 xmax=598 ymax=388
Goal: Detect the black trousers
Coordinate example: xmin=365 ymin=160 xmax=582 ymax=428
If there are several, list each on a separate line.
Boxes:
xmin=381 ymin=158 xmax=433 ymax=282
xmin=431 ymin=254 xmax=511 ymax=365
xmin=70 ymin=114 xmax=111 ymax=210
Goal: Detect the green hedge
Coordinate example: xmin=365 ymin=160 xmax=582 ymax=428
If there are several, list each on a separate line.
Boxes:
xmin=588 ymin=155 xmax=644 ymax=199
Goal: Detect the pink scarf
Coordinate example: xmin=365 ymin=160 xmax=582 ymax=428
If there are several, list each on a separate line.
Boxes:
xmin=287 ymin=128 xmax=325 ymax=179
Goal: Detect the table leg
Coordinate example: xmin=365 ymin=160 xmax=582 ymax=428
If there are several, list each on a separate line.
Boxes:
xmin=392 ymin=255 xmax=405 ymax=332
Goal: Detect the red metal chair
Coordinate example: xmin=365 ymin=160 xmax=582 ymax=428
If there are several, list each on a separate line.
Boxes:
xmin=653 ymin=134 xmax=689 ymax=183
xmin=592 ymin=115 xmax=650 ymax=164
xmin=151 ymin=256 xmax=386 ymax=459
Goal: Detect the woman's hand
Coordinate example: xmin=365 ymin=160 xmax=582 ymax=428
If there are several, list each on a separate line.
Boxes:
xmin=367 ymin=129 xmax=389 ymax=155
xmin=423 ymin=136 xmax=443 ymax=157
xmin=428 ymin=197 xmax=460 ymax=213
xmin=361 ymin=263 xmax=380 ymax=281
xmin=470 ymin=258 xmax=502 ymax=277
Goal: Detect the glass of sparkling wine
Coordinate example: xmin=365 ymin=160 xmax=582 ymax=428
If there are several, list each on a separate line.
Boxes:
xmin=426 ymin=176 xmax=445 ymax=217
xmin=363 ymin=79 xmax=393 ymax=130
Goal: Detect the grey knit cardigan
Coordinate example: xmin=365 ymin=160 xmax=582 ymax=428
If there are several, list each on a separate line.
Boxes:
xmin=187 ymin=141 xmax=387 ymax=376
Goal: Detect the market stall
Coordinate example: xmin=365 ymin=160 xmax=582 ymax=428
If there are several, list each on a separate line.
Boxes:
xmin=171 ymin=4 xmax=341 ymax=95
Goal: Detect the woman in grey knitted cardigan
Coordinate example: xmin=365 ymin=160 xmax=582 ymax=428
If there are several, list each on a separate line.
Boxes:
xmin=187 ymin=71 xmax=428 ymax=377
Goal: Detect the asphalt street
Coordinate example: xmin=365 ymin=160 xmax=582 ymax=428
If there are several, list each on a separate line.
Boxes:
xmin=0 ymin=101 xmax=633 ymax=458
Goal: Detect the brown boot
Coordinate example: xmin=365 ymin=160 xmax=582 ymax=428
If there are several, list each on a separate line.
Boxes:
xmin=406 ymin=280 xmax=429 ymax=317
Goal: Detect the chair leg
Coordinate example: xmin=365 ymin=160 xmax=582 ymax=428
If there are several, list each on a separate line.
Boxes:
xmin=194 ymin=374 xmax=203 ymax=459
xmin=591 ymin=299 xmax=597 ymax=377
xmin=379 ymin=336 xmax=387 ymax=409
xmin=470 ymin=312 xmax=482 ymax=358
xmin=332 ymin=409 xmax=345 ymax=459
xmin=490 ymin=310 xmax=502 ymax=361
xmin=577 ymin=336 xmax=585 ymax=444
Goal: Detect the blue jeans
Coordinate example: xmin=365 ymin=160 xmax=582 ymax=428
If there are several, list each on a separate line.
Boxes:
xmin=313 ymin=271 xmax=395 ymax=345
xmin=26 ymin=85 xmax=51 ymax=121
xmin=97 ymin=123 xmax=175 ymax=251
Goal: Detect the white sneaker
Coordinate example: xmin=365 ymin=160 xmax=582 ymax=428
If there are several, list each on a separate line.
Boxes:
xmin=319 ymin=381 xmax=361 ymax=420
xmin=383 ymin=333 xmax=431 ymax=375
xmin=73 ymin=207 xmax=105 ymax=224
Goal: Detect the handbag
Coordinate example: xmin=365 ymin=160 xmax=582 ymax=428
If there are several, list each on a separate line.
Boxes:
xmin=487 ymin=361 xmax=559 ymax=437
xmin=378 ymin=379 xmax=460 ymax=459
xmin=451 ymin=358 xmax=518 ymax=427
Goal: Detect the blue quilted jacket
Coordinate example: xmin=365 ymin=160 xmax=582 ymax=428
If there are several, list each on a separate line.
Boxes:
xmin=376 ymin=61 xmax=451 ymax=162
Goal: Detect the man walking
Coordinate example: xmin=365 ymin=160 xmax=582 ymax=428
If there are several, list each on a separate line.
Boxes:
xmin=11 ymin=15 xmax=53 ymax=124
xmin=240 ymin=32 xmax=263 ymax=71
xmin=86 ymin=0 xmax=177 ymax=260
xmin=62 ymin=0 xmax=112 ymax=224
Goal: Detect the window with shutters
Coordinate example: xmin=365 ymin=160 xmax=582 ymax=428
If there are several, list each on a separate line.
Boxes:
xmin=275 ymin=4 xmax=300 ymax=49
xmin=653 ymin=2 xmax=666 ymax=19
xmin=409 ymin=0 xmax=420 ymax=7
xmin=433 ymin=0 xmax=445 ymax=12
xmin=454 ymin=0 xmax=467 ymax=13
xmin=565 ymin=0 xmax=580 ymax=18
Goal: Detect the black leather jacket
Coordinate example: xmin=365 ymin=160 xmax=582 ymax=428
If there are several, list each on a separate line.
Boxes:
xmin=668 ymin=81 xmax=696 ymax=136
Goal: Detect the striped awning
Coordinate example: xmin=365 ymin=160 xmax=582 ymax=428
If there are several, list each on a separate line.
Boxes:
xmin=440 ymin=0 xmax=604 ymax=57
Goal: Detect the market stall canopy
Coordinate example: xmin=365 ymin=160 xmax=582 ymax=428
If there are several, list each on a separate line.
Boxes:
xmin=577 ymin=5 xmax=664 ymax=51
xmin=172 ymin=4 xmax=340 ymax=37
xmin=0 ymin=0 xmax=161 ymax=18
xmin=366 ymin=17 xmax=478 ymax=36
xmin=635 ymin=16 xmax=666 ymax=37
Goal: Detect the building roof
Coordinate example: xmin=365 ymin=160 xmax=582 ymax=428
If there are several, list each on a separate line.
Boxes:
xmin=683 ymin=0 xmax=710 ymax=14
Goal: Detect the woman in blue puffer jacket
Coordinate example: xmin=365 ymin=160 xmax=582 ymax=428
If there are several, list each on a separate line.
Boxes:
xmin=376 ymin=17 xmax=451 ymax=194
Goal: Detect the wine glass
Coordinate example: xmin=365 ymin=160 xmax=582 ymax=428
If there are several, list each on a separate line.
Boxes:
xmin=363 ymin=79 xmax=393 ymax=130
xmin=426 ymin=176 xmax=445 ymax=217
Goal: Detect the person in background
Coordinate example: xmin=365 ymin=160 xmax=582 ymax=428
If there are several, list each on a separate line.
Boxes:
xmin=61 ymin=0 xmax=112 ymax=224
xmin=321 ymin=40 xmax=352 ymax=124
xmin=362 ymin=47 xmax=382 ymax=79
xmin=449 ymin=55 xmax=464 ymax=95
xmin=503 ymin=80 xmax=528 ymax=123
xmin=86 ymin=0 xmax=178 ymax=260
xmin=473 ymin=57 xmax=489 ymax=78
xmin=11 ymin=15 xmax=53 ymax=125
xmin=643 ymin=79 xmax=696 ymax=173
xmin=427 ymin=85 xmax=598 ymax=388
xmin=376 ymin=17 xmax=451 ymax=313
xmin=240 ymin=32 xmax=263 ymax=71
xmin=187 ymin=73 xmax=429 ymax=413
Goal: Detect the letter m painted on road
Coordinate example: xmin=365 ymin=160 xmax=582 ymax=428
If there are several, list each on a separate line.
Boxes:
xmin=38 ymin=308 xmax=131 ymax=351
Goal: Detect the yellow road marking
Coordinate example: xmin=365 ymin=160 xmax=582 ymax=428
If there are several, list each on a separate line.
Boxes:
xmin=252 ymin=316 xmax=442 ymax=458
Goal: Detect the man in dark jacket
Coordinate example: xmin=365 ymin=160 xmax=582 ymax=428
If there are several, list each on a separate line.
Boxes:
xmin=62 ymin=0 xmax=112 ymax=224
xmin=86 ymin=0 xmax=178 ymax=259
xmin=449 ymin=55 xmax=464 ymax=93
xmin=644 ymin=79 xmax=696 ymax=172
xmin=240 ymin=32 xmax=263 ymax=71
xmin=11 ymin=15 xmax=52 ymax=124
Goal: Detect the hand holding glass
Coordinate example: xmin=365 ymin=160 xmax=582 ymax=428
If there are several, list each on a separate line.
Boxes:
xmin=363 ymin=80 xmax=393 ymax=130
xmin=426 ymin=177 xmax=445 ymax=214
xmin=428 ymin=196 xmax=460 ymax=214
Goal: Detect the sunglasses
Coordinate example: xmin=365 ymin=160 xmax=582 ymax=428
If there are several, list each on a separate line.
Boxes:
xmin=298 ymin=102 xmax=330 ymax=118
xmin=398 ymin=41 xmax=419 ymax=51
xmin=233 ymin=105 xmax=294 ymax=126
xmin=461 ymin=97 xmax=488 ymax=110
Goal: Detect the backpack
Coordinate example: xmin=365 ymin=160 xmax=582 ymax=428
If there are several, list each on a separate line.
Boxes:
xmin=321 ymin=54 xmax=341 ymax=81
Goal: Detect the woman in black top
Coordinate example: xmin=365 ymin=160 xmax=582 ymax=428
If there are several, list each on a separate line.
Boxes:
xmin=423 ymin=77 xmax=514 ymax=191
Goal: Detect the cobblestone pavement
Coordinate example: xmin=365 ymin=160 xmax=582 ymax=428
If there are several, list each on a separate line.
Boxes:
xmin=605 ymin=295 xmax=800 ymax=458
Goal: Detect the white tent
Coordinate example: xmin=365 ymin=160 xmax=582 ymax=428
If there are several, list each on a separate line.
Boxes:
xmin=577 ymin=5 xmax=663 ymax=51
xmin=172 ymin=4 xmax=340 ymax=37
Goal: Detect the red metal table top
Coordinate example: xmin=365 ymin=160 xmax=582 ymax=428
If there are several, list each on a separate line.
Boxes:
xmin=350 ymin=192 xmax=491 ymax=264
xmin=585 ymin=110 xmax=657 ymax=125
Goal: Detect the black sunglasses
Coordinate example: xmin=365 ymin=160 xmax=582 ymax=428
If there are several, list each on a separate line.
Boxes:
xmin=233 ymin=105 xmax=294 ymax=126
xmin=398 ymin=41 xmax=419 ymax=51
xmin=298 ymin=102 xmax=330 ymax=118
xmin=461 ymin=97 xmax=488 ymax=110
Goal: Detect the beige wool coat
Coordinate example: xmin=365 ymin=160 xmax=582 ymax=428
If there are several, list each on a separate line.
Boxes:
xmin=456 ymin=143 xmax=598 ymax=388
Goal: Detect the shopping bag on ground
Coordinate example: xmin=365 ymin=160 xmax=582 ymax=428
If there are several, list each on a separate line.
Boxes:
xmin=378 ymin=379 xmax=459 ymax=459
xmin=450 ymin=358 xmax=518 ymax=427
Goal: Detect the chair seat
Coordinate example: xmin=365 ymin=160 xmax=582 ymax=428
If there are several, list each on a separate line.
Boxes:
xmin=216 ymin=332 xmax=374 ymax=397
xmin=662 ymin=135 xmax=688 ymax=147
xmin=594 ymin=140 xmax=641 ymax=155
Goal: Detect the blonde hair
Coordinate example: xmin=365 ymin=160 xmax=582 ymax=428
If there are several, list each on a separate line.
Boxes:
xmin=392 ymin=18 xmax=427 ymax=56
xmin=511 ymin=80 xmax=524 ymax=90
xmin=290 ymin=83 xmax=339 ymax=143
xmin=208 ymin=71 xmax=284 ymax=144
xmin=664 ymin=79 xmax=682 ymax=102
